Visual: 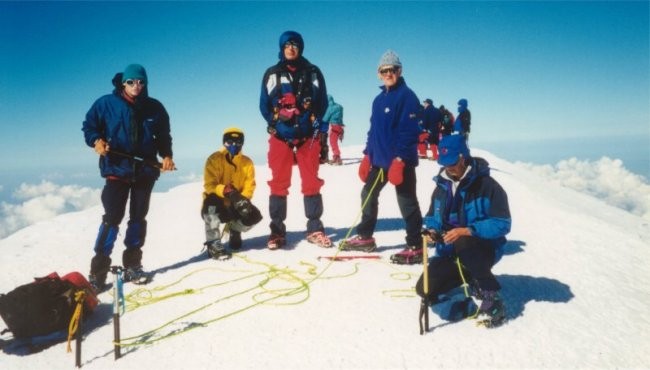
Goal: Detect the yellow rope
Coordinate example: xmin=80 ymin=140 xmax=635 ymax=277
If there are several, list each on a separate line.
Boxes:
xmin=66 ymin=290 xmax=85 ymax=353
xmin=455 ymin=257 xmax=480 ymax=319
xmin=112 ymin=167 xmax=396 ymax=347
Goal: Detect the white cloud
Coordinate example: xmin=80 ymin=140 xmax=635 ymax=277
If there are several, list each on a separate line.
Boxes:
xmin=0 ymin=181 xmax=101 ymax=239
xmin=518 ymin=157 xmax=650 ymax=220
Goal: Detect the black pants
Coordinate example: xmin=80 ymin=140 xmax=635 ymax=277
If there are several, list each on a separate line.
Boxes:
xmin=415 ymin=236 xmax=500 ymax=301
xmin=356 ymin=165 xmax=422 ymax=247
xmin=94 ymin=177 xmax=155 ymax=256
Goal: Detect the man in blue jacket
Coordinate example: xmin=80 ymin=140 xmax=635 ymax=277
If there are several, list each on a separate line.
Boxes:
xmin=415 ymin=134 xmax=511 ymax=327
xmin=340 ymin=50 xmax=424 ymax=264
xmin=82 ymin=64 xmax=175 ymax=292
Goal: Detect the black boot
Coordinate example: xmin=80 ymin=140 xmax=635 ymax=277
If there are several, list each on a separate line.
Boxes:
xmin=122 ymin=248 xmax=150 ymax=284
xmin=89 ymin=254 xmax=112 ymax=293
xmin=229 ymin=230 xmax=242 ymax=250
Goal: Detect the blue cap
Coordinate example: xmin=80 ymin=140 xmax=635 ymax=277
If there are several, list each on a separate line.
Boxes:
xmin=122 ymin=64 xmax=147 ymax=83
xmin=438 ymin=134 xmax=470 ymax=167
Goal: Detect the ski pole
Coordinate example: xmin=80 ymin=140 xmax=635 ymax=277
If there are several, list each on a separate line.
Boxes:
xmin=419 ymin=231 xmax=430 ymax=335
xmin=111 ymin=266 xmax=122 ymax=360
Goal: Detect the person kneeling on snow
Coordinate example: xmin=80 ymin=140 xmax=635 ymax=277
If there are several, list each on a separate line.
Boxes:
xmin=415 ymin=134 xmax=511 ymax=327
xmin=201 ymin=127 xmax=263 ymax=259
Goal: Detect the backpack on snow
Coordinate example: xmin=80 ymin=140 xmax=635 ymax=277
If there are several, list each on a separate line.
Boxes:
xmin=0 ymin=272 xmax=98 ymax=339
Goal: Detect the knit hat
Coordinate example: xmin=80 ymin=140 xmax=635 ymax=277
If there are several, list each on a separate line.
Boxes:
xmin=122 ymin=64 xmax=147 ymax=83
xmin=378 ymin=50 xmax=402 ymax=70
xmin=458 ymin=98 xmax=468 ymax=108
xmin=278 ymin=31 xmax=304 ymax=60
xmin=424 ymin=98 xmax=433 ymax=105
xmin=438 ymin=134 xmax=470 ymax=167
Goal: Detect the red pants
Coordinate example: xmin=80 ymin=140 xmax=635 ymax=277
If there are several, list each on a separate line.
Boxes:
xmin=267 ymin=135 xmax=324 ymax=196
xmin=329 ymin=124 xmax=344 ymax=157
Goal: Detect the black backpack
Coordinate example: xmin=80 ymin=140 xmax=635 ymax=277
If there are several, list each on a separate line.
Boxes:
xmin=0 ymin=273 xmax=96 ymax=339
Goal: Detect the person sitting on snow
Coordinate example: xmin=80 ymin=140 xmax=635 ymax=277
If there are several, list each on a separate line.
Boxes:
xmin=415 ymin=134 xmax=511 ymax=327
xmin=201 ymin=127 xmax=263 ymax=260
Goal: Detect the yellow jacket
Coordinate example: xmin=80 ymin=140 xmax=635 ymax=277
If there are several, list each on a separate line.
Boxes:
xmin=203 ymin=148 xmax=256 ymax=201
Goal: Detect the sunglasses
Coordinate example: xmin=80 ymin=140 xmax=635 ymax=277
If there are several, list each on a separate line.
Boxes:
xmin=125 ymin=79 xmax=146 ymax=87
xmin=284 ymin=42 xmax=299 ymax=50
xmin=379 ymin=67 xmax=400 ymax=75
xmin=225 ymin=139 xmax=243 ymax=146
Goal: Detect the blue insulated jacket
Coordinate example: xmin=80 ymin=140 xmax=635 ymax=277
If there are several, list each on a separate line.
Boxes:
xmin=259 ymin=57 xmax=328 ymax=141
xmin=82 ymin=88 xmax=173 ymax=181
xmin=423 ymin=157 xmax=511 ymax=263
xmin=364 ymin=77 xmax=421 ymax=168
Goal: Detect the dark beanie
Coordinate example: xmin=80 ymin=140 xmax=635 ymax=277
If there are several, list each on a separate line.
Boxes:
xmin=278 ymin=31 xmax=304 ymax=60
xmin=122 ymin=64 xmax=148 ymax=83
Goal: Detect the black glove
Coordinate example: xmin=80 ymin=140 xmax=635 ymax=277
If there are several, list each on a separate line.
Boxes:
xmin=226 ymin=189 xmax=254 ymax=219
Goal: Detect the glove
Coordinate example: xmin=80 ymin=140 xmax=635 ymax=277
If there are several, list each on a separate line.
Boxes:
xmin=358 ymin=155 xmax=371 ymax=183
xmin=226 ymin=190 xmax=254 ymax=220
xmin=388 ymin=158 xmax=405 ymax=186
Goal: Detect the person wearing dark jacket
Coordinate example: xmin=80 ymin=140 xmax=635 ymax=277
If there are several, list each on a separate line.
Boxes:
xmin=259 ymin=30 xmax=331 ymax=250
xmin=82 ymin=64 xmax=175 ymax=292
xmin=340 ymin=50 xmax=424 ymax=264
xmin=415 ymin=134 xmax=511 ymax=327
xmin=454 ymin=98 xmax=471 ymax=140
xmin=418 ymin=98 xmax=442 ymax=160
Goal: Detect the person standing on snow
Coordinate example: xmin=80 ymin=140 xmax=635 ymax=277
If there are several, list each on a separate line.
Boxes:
xmin=201 ymin=127 xmax=263 ymax=260
xmin=259 ymin=30 xmax=332 ymax=250
xmin=454 ymin=98 xmax=471 ymax=141
xmin=82 ymin=64 xmax=175 ymax=292
xmin=322 ymin=94 xmax=345 ymax=165
xmin=418 ymin=98 xmax=442 ymax=160
xmin=416 ymin=134 xmax=511 ymax=328
xmin=340 ymin=50 xmax=424 ymax=265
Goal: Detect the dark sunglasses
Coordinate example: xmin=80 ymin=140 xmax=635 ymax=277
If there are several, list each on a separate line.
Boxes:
xmin=125 ymin=79 xmax=146 ymax=86
xmin=225 ymin=139 xmax=243 ymax=146
xmin=379 ymin=67 xmax=400 ymax=75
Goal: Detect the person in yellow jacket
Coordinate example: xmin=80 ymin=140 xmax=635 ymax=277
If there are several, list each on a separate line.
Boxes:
xmin=202 ymin=127 xmax=262 ymax=259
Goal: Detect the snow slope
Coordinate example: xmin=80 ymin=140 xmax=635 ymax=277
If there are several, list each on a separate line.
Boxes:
xmin=1 ymin=145 xmax=649 ymax=369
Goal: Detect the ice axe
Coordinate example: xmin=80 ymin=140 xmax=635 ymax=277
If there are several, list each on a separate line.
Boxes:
xmin=419 ymin=230 xmax=430 ymax=335
xmin=110 ymin=150 xmax=177 ymax=170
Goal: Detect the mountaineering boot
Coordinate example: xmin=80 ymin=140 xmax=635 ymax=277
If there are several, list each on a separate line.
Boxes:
xmin=475 ymin=290 xmax=506 ymax=328
xmin=89 ymin=254 xmax=112 ymax=293
xmin=267 ymin=234 xmax=286 ymax=250
xmin=307 ymin=231 xmax=333 ymax=248
xmin=122 ymin=248 xmax=151 ymax=284
xmin=339 ymin=235 xmax=377 ymax=252
xmin=206 ymin=239 xmax=231 ymax=260
xmin=330 ymin=155 xmax=342 ymax=165
xmin=229 ymin=230 xmax=242 ymax=250
xmin=390 ymin=246 xmax=423 ymax=265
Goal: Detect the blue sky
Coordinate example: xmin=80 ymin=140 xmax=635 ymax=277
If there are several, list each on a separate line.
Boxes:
xmin=1 ymin=1 xmax=648 ymax=196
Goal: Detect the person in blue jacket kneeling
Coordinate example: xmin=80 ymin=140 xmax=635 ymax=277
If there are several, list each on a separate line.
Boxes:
xmin=416 ymin=134 xmax=511 ymax=327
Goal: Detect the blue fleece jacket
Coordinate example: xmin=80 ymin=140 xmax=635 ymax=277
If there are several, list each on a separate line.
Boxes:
xmin=364 ymin=77 xmax=421 ymax=168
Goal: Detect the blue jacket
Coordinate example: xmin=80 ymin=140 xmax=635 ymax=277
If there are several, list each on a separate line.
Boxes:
xmin=322 ymin=95 xmax=344 ymax=126
xmin=259 ymin=57 xmax=328 ymax=140
xmin=364 ymin=77 xmax=421 ymax=168
xmin=423 ymin=157 xmax=511 ymax=263
xmin=82 ymin=87 xmax=173 ymax=181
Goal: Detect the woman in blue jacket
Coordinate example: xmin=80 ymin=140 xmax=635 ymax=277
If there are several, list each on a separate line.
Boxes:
xmin=82 ymin=64 xmax=175 ymax=291
xmin=415 ymin=134 xmax=511 ymax=327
